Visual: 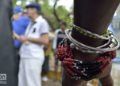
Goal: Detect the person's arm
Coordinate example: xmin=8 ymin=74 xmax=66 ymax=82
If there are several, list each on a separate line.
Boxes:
xmin=27 ymin=33 xmax=49 ymax=46
xmin=72 ymin=0 xmax=120 ymax=47
xmin=27 ymin=19 xmax=50 ymax=46
xmin=18 ymin=19 xmax=50 ymax=46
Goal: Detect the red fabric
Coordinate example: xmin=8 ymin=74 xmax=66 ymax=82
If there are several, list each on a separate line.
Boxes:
xmin=56 ymin=44 xmax=116 ymax=80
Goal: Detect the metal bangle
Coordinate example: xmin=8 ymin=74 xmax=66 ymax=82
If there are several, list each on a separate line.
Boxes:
xmin=65 ymin=29 xmax=119 ymax=53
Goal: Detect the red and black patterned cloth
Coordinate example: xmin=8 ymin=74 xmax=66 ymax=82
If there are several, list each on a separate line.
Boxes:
xmin=56 ymin=39 xmax=116 ymax=81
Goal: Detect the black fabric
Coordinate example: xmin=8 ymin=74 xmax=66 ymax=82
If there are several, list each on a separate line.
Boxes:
xmin=56 ymin=30 xmax=66 ymax=48
xmin=14 ymin=48 xmax=20 ymax=74
xmin=42 ymin=56 xmax=49 ymax=74
xmin=0 ymin=0 xmax=18 ymax=86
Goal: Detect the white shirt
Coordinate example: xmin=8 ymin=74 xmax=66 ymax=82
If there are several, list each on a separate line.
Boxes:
xmin=19 ymin=16 xmax=49 ymax=58
xmin=52 ymin=29 xmax=60 ymax=50
xmin=52 ymin=29 xmax=66 ymax=50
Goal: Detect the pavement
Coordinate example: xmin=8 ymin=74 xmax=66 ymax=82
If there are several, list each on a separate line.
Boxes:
xmin=42 ymin=79 xmax=61 ymax=86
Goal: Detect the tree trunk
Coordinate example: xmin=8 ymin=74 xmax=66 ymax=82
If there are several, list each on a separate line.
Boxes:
xmin=0 ymin=0 xmax=18 ymax=86
xmin=53 ymin=0 xmax=61 ymax=23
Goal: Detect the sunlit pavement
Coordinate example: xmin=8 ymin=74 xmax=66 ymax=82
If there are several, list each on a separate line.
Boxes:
xmin=112 ymin=50 xmax=120 ymax=86
xmin=42 ymin=79 xmax=61 ymax=86
xmin=111 ymin=63 xmax=120 ymax=86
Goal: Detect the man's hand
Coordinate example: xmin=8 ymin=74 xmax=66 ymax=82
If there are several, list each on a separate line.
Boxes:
xmin=13 ymin=32 xmax=20 ymax=39
xmin=19 ymin=35 xmax=29 ymax=44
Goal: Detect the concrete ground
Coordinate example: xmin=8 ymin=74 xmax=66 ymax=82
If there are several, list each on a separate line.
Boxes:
xmin=42 ymin=80 xmax=61 ymax=86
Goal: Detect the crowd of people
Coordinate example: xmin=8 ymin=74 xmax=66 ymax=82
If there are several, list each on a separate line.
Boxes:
xmin=12 ymin=2 xmax=66 ymax=86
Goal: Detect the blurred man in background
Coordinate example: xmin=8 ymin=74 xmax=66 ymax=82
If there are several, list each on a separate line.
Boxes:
xmin=53 ymin=21 xmax=67 ymax=79
xmin=17 ymin=3 xmax=49 ymax=86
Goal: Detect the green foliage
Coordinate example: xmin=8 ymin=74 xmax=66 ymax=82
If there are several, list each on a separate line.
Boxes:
xmin=57 ymin=6 xmax=68 ymax=20
xmin=41 ymin=0 xmax=71 ymax=30
xmin=13 ymin=0 xmax=72 ymax=30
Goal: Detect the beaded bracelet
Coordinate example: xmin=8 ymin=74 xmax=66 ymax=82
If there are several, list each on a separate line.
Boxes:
xmin=72 ymin=24 xmax=111 ymax=40
xmin=57 ymin=38 xmax=116 ymax=81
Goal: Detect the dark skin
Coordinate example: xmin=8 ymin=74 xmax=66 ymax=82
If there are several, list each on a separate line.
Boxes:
xmin=62 ymin=0 xmax=120 ymax=86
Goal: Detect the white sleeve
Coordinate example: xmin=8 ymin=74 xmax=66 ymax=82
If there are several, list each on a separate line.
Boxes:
xmin=52 ymin=30 xmax=59 ymax=50
xmin=40 ymin=20 xmax=49 ymax=35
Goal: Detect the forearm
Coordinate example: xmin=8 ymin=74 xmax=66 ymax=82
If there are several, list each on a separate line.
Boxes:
xmin=74 ymin=0 xmax=120 ymax=34
xmin=27 ymin=37 xmax=49 ymax=46
xmin=72 ymin=0 xmax=120 ymax=47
